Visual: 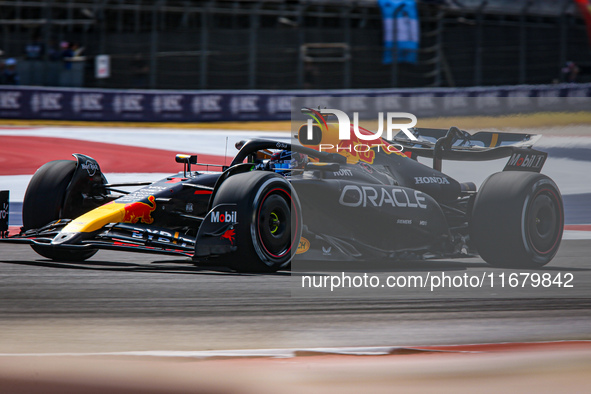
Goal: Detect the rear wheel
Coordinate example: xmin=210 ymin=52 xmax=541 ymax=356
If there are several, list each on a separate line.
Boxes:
xmin=23 ymin=160 xmax=97 ymax=262
xmin=470 ymin=172 xmax=563 ymax=268
xmin=211 ymin=171 xmax=302 ymax=273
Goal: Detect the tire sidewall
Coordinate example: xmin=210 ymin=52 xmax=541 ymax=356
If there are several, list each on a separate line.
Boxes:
xmin=520 ymin=178 xmax=563 ymax=265
xmin=248 ymin=177 xmax=301 ymax=267
xmin=23 ymin=160 xmax=77 ymax=230
xmin=211 ymin=171 xmax=302 ymax=272
xmin=23 ymin=160 xmax=98 ymax=262
xmin=471 ymin=172 xmax=563 ymax=268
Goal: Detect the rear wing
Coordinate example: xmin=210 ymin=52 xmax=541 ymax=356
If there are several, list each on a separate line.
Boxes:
xmin=392 ymin=127 xmax=546 ymax=172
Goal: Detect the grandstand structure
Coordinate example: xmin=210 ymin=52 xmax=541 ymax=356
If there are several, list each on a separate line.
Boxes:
xmin=0 ymin=0 xmax=589 ymax=90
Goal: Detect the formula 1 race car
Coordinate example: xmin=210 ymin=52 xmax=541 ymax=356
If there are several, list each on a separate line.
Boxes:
xmin=0 ymin=113 xmax=563 ymax=272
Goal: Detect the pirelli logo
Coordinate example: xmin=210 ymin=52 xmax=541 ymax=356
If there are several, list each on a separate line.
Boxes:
xmin=503 ymin=151 xmax=547 ymax=172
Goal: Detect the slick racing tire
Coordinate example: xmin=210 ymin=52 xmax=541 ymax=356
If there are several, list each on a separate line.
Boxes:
xmin=23 ymin=160 xmax=97 ymax=262
xmin=470 ymin=172 xmax=563 ymax=268
xmin=211 ymin=171 xmax=302 ymax=273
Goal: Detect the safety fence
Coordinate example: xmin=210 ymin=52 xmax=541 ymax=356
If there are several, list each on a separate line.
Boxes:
xmin=1 ymin=1 xmax=590 ymax=90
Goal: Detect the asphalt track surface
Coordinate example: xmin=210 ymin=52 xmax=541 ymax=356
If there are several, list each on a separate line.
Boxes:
xmin=0 ymin=240 xmax=590 ymax=354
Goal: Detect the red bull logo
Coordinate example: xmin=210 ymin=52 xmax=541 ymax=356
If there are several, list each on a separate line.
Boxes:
xmin=301 ymin=118 xmax=407 ymax=165
xmin=122 ymin=195 xmax=156 ymax=224
xmin=335 ymin=128 xmax=378 ymax=164
xmin=220 ymin=229 xmax=235 ymax=245
xmin=323 ymin=125 xmax=406 ymax=164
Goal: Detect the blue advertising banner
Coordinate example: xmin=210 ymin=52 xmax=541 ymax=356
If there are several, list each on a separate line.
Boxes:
xmin=0 ymin=84 xmax=590 ymax=123
xmin=379 ymin=0 xmax=420 ymax=64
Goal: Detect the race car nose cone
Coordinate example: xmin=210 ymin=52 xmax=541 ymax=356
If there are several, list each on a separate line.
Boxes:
xmin=52 ymin=232 xmax=77 ymax=245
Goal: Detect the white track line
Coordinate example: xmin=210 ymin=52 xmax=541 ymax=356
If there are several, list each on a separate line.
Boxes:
xmin=1 ymin=341 xmax=590 ymax=358
xmin=0 ymin=347 xmax=475 ymax=358
xmin=0 ymin=127 xmax=290 ymax=157
xmin=563 ymin=230 xmax=591 ymax=240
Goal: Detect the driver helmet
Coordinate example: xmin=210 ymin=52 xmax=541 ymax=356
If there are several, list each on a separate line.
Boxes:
xmin=268 ymin=151 xmax=308 ymax=173
xmin=291 ymin=152 xmax=308 ymax=169
xmin=268 ymin=150 xmax=292 ymax=173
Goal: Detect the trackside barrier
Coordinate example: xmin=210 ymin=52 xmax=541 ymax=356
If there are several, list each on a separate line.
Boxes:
xmin=0 ymin=84 xmax=590 ymax=123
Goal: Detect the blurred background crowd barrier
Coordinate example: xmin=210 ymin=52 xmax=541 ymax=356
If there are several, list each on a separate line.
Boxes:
xmin=0 ymin=0 xmax=590 ymax=91
xmin=1 ymin=83 xmax=590 ymax=122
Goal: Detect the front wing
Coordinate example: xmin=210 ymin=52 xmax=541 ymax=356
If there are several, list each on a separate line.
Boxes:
xmin=0 ymin=220 xmax=196 ymax=258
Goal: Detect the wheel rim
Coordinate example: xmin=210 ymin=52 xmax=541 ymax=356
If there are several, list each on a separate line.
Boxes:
xmin=269 ymin=212 xmax=280 ymax=234
xmin=257 ymin=189 xmax=292 ymax=259
xmin=527 ymin=189 xmax=561 ymax=255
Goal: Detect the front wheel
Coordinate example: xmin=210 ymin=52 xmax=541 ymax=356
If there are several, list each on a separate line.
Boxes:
xmin=23 ymin=160 xmax=97 ymax=262
xmin=470 ymin=172 xmax=563 ymax=268
xmin=211 ymin=171 xmax=302 ymax=273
